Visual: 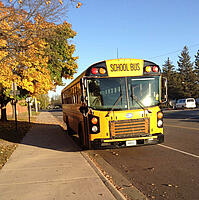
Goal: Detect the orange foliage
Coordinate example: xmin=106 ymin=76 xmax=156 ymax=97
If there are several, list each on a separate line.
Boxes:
xmin=0 ymin=1 xmax=53 ymax=96
xmin=0 ymin=0 xmax=78 ymax=99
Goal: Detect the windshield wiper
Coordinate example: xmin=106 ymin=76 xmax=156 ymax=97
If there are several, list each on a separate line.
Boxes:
xmin=105 ymin=80 xmax=123 ymax=117
xmin=105 ymin=94 xmax=123 ymax=117
xmin=131 ymin=85 xmax=152 ymax=113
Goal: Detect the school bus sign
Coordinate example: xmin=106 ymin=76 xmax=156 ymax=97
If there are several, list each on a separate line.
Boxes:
xmin=106 ymin=59 xmax=144 ymax=77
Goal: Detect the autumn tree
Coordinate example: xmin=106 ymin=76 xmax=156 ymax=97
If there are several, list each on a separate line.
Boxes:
xmin=0 ymin=0 xmax=80 ymax=120
xmin=0 ymin=12 xmax=53 ymax=120
xmin=45 ymin=21 xmax=78 ymax=85
xmin=0 ymin=0 xmax=82 ymax=62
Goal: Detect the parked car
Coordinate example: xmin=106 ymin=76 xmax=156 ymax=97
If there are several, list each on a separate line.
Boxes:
xmin=175 ymin=98 xmax=196 ymax=109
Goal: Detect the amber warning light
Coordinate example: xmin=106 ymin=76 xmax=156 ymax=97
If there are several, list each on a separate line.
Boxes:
xmin=144 ymin=65 xmax=159 ymax=73
xmin=91 ymin=117 xmax=98 ymax=124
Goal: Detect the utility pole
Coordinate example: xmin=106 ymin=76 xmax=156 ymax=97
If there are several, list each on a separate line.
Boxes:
xmin=35 ymin=98 xmax=38 ymax=112
xmin=26 ymin=97 xmax=32 ymax=123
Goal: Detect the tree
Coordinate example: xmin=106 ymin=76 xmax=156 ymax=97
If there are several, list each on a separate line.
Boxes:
xmin=50 ymin=94 xmax=61 ymax=107
xmin=177 ymin=46 xmax=197 ymax=98
xmin=0 ymin=4 xmax=54 ymax=120
xmin=38 ymin=94 xmax=50 ymax=109
xmin=0 ymin=0 xmax=82 ymax=63
xmin=45 ymin=21 xmax=78 ymax=85
xmin=162 ymin=57 xmax=181 ymax=100
xmin=0 ymin=0 xmax=79 ymax=120
xmin=194 ymin=50 xmax=199 ymax=97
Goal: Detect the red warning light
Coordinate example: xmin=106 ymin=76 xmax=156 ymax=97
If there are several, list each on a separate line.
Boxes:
xmin=91 ymin=67 xmax=98 ymax=74
xmin=152 ymin=66 xmax=159 ymax=72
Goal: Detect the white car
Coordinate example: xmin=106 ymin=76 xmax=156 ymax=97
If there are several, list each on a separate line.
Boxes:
xmin=175 ymin=98 xmax=196 ymax=109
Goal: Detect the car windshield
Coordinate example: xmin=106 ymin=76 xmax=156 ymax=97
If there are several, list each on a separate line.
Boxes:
xmin=177 ymin=99 xmax=185 ymax=103
xmin=87 ymin=76 xmax=161 ymax=110
xmin=187 ymin=99 xmax=194 ymax=102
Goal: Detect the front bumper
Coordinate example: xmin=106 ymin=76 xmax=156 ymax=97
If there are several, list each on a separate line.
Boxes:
xmin=91 ymin=133 xmax=164 ymax=149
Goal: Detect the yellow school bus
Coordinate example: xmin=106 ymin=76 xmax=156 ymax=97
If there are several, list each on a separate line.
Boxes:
xmin=61 ymin=58 xmax=167 ymax=149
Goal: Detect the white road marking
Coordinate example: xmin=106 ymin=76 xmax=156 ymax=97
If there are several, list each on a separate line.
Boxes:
xmin=158 ymin=144 xmax=199 ymax=159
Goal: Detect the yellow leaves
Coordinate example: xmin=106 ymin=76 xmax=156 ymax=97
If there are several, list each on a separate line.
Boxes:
xmin=59 ymin=0 xmax=63 ymax=5
xmin=11 ymin=0 xmax=67 ymax=6
xmin=16 ymin=63 xmax=53 ymax=95
xmin=45 ymin=1 xmax=51 ymax=5
xmin=0 ymin=0 xmax=78 ymax=98
xmin=0 ymin=62 xmax=13 ymax=89
xmin=76 ymin=2 xmax=82 ymax=8
xmin=19 ymin=79 xmax=34 ymax=93
xmin=0 ymin=29 xmax=52 ymax=96
xmin=0 ymin=50 xmax=8 ymax=60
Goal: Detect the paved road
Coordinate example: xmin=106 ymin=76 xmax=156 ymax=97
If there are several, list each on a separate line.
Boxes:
xmin=52 ymin=109 xmax=199 ymax=200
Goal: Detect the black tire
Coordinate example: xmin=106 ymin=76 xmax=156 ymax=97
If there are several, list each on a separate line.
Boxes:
xmin=91 ymin=140 xmax=101 ymax=149
xmin=78 ymin=124 xmax=91 ymax=150
xmin=158 ymin=134 xmax=164 ymax=143
xmin=78 ymin=124 xmax=84 ymax=146
xmin=66 ymin=117 xmax=73 ymax=135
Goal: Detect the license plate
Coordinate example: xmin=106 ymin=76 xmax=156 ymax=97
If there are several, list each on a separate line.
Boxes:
xmin=126 ymin=140 xmax=136 ymax=146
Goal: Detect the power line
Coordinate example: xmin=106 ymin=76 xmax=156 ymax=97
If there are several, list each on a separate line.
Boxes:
xmin=149 ymin=43 xmax=199 ymax=59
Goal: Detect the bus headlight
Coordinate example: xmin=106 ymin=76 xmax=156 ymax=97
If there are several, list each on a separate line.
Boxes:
xmin=92 ymin=126 xmax=98 ymax=132
xmin=157 ymin=120 xmax=163 ymax=128
xmin=157 ymin=111 xmax=163 ymax=128
xmin=89 ymin=114 xmax=100 ymax=134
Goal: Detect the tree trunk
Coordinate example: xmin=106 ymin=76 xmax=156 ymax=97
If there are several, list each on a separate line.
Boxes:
xmin=0 ymin=88 xmax=11 ymax=121
xmin=0 ymin=103 xmax=7 ymax=121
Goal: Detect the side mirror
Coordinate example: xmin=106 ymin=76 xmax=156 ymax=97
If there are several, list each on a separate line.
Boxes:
xmin=161 ymin=77 xmax=167 ymax=103
xmin=79 ymin=106 xmax=88 ymax=116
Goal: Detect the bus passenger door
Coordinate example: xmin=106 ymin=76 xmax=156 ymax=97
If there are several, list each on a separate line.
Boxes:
xmin=79 ymin=78 xmax=91 ymax=149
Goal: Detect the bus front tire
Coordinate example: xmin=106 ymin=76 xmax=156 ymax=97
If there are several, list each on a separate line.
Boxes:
xmin=158 ymin=134 xmax=164 ymax=143
xmin=78 ymin=124 xmax=84 ymax=147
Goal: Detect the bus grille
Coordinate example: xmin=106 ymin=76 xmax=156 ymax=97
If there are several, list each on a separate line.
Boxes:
xmin=110 ymin=118 xmax=149 ymax=139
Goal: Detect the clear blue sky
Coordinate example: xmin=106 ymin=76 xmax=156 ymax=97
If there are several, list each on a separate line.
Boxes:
xmin=49 ymin=0 xmax=199 ymax=97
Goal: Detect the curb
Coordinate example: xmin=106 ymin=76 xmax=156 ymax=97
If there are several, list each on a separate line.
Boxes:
xmin=82 ymin=151 xmax=149 ymax=200
xmin=81 ymin=151 xmax=127 ymax=200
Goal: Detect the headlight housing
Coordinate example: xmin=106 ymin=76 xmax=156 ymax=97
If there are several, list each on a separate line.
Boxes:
xmin=89 ymin=114 xmax=100 ymax=134
xmin=157 ymin=111 xmax=163 ymax=128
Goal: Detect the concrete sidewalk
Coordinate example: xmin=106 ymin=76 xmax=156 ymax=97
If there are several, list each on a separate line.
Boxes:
xmin=0 ymin=112 xmax=118 ymax=200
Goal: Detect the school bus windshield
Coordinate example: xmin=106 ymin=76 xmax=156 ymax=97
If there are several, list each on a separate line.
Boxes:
xmin=87 ymin=76 xmax=160 ymax=110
